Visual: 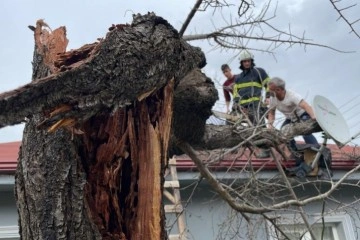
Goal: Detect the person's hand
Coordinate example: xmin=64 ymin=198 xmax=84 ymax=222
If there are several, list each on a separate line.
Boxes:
xmin=231 ymin=104 xmax=238 ymax=112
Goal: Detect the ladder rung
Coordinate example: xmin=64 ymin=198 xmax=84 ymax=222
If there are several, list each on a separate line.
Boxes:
xmin=164 ymin=204 xmax=183 ymax=213
xmin=164 ymin=180 xmax=179 ymax=188
xmin=169 ymin=234 xmax=186 ymax=240
xmin=169 ymin=157 xmax=177 ymax=165
xmin=165 ymin=157 xmax=187 ymax=239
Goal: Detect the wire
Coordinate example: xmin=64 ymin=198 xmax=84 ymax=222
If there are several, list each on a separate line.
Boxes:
xmin=338 ymin=93 xmax=360 ymax=109
xmin=341 ymin=101 xmax=360 ymax=115
xmin=348 ymin=121 xmax=360 ymax=129
xmin=346 ymin=109 xmax=360 ymax=121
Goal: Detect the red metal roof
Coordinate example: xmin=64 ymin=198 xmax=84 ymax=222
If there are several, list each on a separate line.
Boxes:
xmin=0 ymin=141 xmax=359 ymax=174
xmin=175 ymin=144 xmax=360 ymax=171
xmin=0 ymin=141 xmax=21 ymax=173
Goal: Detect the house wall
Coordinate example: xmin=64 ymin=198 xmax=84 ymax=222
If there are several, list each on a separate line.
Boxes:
xmin=166 ymin=179 xmax=269 ymax=240
xmin=0 ymin=187 xmax=19 ymax=240
xmin=169 ymin=177 xmax=360 ymax=240
xmin=2 ymin=174 xmax=360 ymax=240
xmin=0 ymin=190 xmax=17 ymax=227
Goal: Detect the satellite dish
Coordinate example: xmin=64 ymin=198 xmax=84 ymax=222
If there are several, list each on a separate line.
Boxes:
xmin=313 ymin=95 xmax=350 ymax=145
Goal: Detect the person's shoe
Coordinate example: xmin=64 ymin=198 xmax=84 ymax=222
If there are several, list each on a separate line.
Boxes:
xmin=256 ymin=149 xmax=271 ymax=158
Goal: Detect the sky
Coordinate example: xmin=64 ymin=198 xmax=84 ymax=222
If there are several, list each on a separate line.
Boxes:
xmin=0 ymin=0 xmax=360 ymax=146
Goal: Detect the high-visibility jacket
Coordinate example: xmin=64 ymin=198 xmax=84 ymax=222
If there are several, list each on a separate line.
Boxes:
xmin=233 ymin=67 xmax=270 ymax=105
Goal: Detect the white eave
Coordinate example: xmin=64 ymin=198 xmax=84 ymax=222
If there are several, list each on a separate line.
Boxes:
xmin=0 ymin=174 xmax=15 ymax=191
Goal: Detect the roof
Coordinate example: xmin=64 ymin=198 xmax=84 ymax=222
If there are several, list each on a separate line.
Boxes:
xmin=0 ymin=141 xmax=20 ymax=173
xmin=175 ymin=144 xmax=360 ymax=171
xmin=0 ymin=141 xmax=359 ymax=174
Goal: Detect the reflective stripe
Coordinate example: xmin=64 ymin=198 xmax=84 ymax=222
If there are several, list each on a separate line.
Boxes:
xmin=240 ymin=97 xmax=261 ymax=104
xmin=263 ymin=77 xmax=270 ymax=84
xmin=263 ymin=77 xmax=270 ymax=92
xmin=235 ymin=81 xmax=262 ymax=88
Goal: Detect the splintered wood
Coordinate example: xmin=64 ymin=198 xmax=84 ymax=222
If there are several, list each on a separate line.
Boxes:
xmin=34 ymin=19 xmax=68 ymax=73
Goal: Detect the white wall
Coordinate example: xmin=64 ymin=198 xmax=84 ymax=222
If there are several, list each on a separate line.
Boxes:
xmin=170 ymin=178 xmax=360 ymax=240
xmin=166 ymin=180 xmax=269 ymax=239
xmin=2 ymin=174 xmax=360 ymax=240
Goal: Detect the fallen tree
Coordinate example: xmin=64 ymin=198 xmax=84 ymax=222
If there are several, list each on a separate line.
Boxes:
xmin=0 ymin=11 xmax=326 ymax=240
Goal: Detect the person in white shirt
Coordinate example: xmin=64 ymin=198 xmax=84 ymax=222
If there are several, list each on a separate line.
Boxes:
xmin=267 ymin=77 xmax=319 ymax=152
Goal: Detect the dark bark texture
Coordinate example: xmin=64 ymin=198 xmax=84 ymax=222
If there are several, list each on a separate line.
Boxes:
xmin=172 ymin=68 xmax=218 ymax=144
xmin=2 ymin=12 xmax=322 ymax=240
xmin=15 ymin=23 xmax=101 ymax=240
xmin=196 ymin=119 xmax=322 ymax=150
xmin=11 ymin=13 xmax=205 ymax=240
xmin=0 ymin=14 xmax=204 ymax=129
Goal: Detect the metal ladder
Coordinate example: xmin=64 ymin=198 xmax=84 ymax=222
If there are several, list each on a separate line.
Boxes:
xmin=164 ymin=157 xmax=187 ymax=240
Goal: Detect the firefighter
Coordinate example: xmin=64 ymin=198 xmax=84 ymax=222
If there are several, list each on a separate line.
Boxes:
xmin=233 ymin=49 xmax=271 ymax=158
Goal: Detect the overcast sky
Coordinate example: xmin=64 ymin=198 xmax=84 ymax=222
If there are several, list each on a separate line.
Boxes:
xmin=0 ymin=0 xmax=360 ymax=145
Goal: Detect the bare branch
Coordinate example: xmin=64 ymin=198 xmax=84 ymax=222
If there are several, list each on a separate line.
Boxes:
xmin=329 ymin=0 xmax=360 ymax=38
xmin=177 ymin=139 xmax=360 ymax=214
xmin=181 ymin=0 xmax=357 ymax=57
xmin=238 ymin=0 xmax=252 ymax=18
xmin=178 ymin=0 xmax=203 ymax=37
xmin=183 ymin=23 xmax=354 ymax=53
xmin=269 ymin=148 xmax=317 ymax=239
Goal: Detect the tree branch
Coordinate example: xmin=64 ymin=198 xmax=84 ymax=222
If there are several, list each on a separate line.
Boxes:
xmin=183 ymin=29 xmax=353 ymax=53
xmin=0 ymin=13 xmax=205 ymax=130
xmin=178 ymin=0 xmax=203 ymax=37
xmin=177 ymin=139 xmax=360 ymax=214
xmin=181 ymin=0 xmax=356 ymax=54
xmin=329 ymin=0 xmax=360 ymax=38
xmin=193 ymin=119 xmax=322 ymax=150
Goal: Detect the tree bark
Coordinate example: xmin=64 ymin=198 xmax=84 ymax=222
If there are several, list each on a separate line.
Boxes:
xmin=15 ymin=22 xmax=101 ymax=240
xmin=172 ymin=68 xmax=218 ymax=144
xmin=195 ymin=119 xmax=322 ymax=150
xmin=0 ymin=14 xmax=204 ymax=130
xmin=2 ymin=12 xmax=323 ymax=240
xmin=13 ymin=13 xmax=204 ymax=240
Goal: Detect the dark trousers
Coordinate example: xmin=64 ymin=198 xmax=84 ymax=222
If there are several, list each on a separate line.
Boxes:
xmin=242 ymin=101 xmax=269 ymax=154
xmin=241 ymin=101 xmax=267 ymax=126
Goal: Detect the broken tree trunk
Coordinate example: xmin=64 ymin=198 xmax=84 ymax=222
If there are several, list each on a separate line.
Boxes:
xmin=172 ymin=68 xmax=218 ymax=144
xmin=10 ymin=13 xmax=205 ymax=240
xmin=0 ymin=14 xmax=204 ymax=129
xmin=171 ymin=71 xmax=321 ymax=151
xmin=196 ymin=119 xmax=323 ymax=150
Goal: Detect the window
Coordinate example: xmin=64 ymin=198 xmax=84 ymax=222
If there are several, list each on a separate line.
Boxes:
xmin=267 ymin=214 xmax=356 ymax=240
xmin=0 ymin=226 xmax=19 ymax=240
xmin=277 ymin=222 xmax=339 ymax=240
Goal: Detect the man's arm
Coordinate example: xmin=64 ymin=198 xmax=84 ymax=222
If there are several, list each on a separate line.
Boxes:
xmin=225 ymin=101 xmax=230 ymax=113
xmin=299 ymin=100 xmax=316 ymax=119
xmin=223 ymin=87 xmax=231 ymax=113
xmin=267 ymin=108 xmax=276 ymax=128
